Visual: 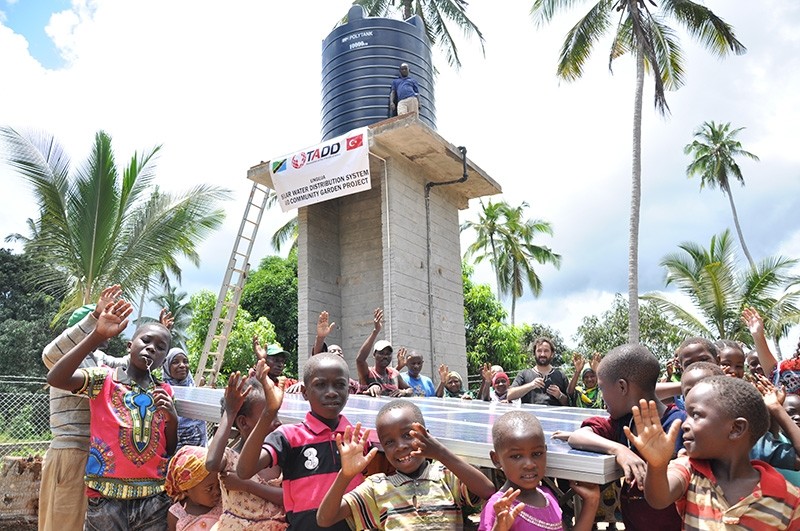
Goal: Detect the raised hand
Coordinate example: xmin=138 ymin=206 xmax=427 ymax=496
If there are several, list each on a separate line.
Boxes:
xmin=255 ymin=359 xmax=283 ymax=414
xmin=395 ymin=347 xmax=407 ymax=371
xmin=590 ymin=352 xmax=602 ymax=372
xmin=409 ymin=421 xmax=444 ymax=459
xmin=624 ymin=399 xmax=682 ymax=470
xmin=742 ymin=307 xmax=764 ymax=337
xmin=372 ymin=308 xmax=383 ymax=333
xmin=481 ymin=363 xmax=492 ymax=383
xmin=573 ymin=353 xmax=585 ymax=373
xmin=96 ymin=299 xmax=133 ymax=338
xmin=336 ymin=423 xmax=378 ymax=479
xmin=253 ymin=336 xmax=267 ymax=361
xmin=491 ymin=487 xmax=524 ymax=531
xmin=95 ymin=284 xmax=122 ymax=315
xmin=438 ymin=364 xmax=449 ymax=383
xmin=223 ymin=371 xmax=252 ymax=417
xmin=753 ymin=373 xmax=785 ymax=408
xmin=317 ymin=311 xmax=336 ymax=339
xmin=159 ymin=308 xmax=174 ymax=330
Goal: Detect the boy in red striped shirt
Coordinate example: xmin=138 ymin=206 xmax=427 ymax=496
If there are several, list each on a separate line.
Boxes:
xmin=626 ymin=376 xmax=800 ymax=530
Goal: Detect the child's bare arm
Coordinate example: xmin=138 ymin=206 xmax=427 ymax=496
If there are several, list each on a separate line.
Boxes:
xmin=478 ymin=364 xmax=492 ymax=401
xmin=220 ymin=473 xmax=284 ymax=506
xmin=236 ymin=361 xmax=281 ymax=479
xmin=317 ymin=424 xmax=378 ymax=527
xmin=410 ymin=422 xmax=495 ymax=499
xmin=742 ymin=307 xmax=778 ymax=376
xmin=568 ymin=427 xmax=647 ymax=489
xmin=570 ymin=481 xmax=600 ymax=531
xmin=624 ymin=399 xmax=684 ymax=509
xmin=47 ymin=299 xmax=132 ymax=391
xmin=207 ymin=372 xmax=251 ymax=472
xmin=567 ymin=353 xmax=584 ymax=397
xmin=655 ymin=381 xmax=682 ymax=401
xmin=167 ymin=509 xmax=178 ymax=531
xmin=356 ymin=309 xmax=382 ymax=384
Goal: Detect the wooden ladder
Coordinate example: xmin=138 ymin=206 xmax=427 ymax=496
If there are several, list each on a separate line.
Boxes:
xmin=193 ymin=180 xmax=270 ymax=385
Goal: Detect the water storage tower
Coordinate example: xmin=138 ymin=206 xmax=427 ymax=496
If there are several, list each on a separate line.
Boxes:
xmin=320 ymin=5 xmax=436 ymax=140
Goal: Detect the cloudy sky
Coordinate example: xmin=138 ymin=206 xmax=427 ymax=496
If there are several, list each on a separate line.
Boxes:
xmin=1 ymin=0 xmax=798 ymax=355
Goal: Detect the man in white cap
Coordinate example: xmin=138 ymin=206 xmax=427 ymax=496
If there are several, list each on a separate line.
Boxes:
xmin=355 ymin=308 xmax=412 ymax=397
xmin=389 ymin=62 xmax=420 ymax=116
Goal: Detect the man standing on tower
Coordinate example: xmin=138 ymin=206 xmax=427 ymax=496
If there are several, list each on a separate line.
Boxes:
xmin=389 ymin=63 xmax=419 ymax=116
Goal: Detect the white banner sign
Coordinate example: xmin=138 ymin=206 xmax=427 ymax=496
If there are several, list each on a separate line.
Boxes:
xmin=268 ymin=127 xmax=371 ymax=212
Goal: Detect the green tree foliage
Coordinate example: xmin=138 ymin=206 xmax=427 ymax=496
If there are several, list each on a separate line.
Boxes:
xmin=352 ymin=0 xmax=485 ymax=69
xmin=0 ymin=249 xmax=59 ymax=383
xmin=531 ymin=0 xmax=745 ymax=342
xmin=642 ymin=230 xmax=800 ymax=345
xmin=186 ymin=290 xmax=279 ymax=383
xmin=575 ymin=294 xmax=685 ymax=364
xmin=0 ymin=127 xmax=230 ymax=321
xmin=685 ymin=121 xmax=760 ymax=268
xmin=240 ymin=250 xmax=298 ymax=363
xmin=463 ymin=263 xmax=527 ymax=377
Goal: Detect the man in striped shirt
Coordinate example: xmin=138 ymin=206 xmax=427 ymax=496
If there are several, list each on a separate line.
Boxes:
xmin=626 ymin=376 xmax=800 ymax=530
xmin=38 ymin=286 xmax=128 ymax=531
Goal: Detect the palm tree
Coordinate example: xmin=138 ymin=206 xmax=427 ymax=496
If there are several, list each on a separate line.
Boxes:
xmin=685 ymin=120 xmax=759 ymax=268
xmin=531 ymin=0 xmax=745 ymax=343
xmin=642 ymin=230 xmax=800 ymax=345
xmin=462 ymin=200 xmax=561 ymax=324
xmin=267 ymin=189 xmax=298 ymax=253
xmin=137 ymin=277 xmax=193 ymax=349
xmin=497 ymin=203 xmax=561 ymax=324
xmin=353 ymin=0 xmax=485 ymax=69
xmin=1 ymin=127 xmax=230 ymax=320
xmin=461 ymin=200 xmax=512 ymax=300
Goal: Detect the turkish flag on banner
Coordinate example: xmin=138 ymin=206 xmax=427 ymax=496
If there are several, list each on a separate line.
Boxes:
xmin=346 ymin=134 xmax=363 ymax=150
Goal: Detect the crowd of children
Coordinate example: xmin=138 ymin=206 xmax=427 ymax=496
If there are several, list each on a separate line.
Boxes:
xmin=40 ymin=294 xmax=800 ymax=530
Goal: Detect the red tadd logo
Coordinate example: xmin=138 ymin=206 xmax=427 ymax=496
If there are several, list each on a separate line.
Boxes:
xmin=291 ymin=152 xmax=307 ymax=169
xmin=346 ymin=134 xmax=363 ymax=150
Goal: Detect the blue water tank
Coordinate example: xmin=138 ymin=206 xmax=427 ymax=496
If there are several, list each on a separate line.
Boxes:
xmin=321 ymin=5 xmax=436 ymax=141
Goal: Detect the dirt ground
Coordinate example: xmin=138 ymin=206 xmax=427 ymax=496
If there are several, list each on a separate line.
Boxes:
xmin=0 ymin=518 xmax=36 ymax=530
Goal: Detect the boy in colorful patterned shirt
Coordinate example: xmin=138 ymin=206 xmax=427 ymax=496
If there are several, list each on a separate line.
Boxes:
xmin=316 ymin=399 xmax=495 ymax=530
xmin=47 ymin=298 xmax=178 ymax=531
xmin=626 ymin=376 xmax=800 ymax=530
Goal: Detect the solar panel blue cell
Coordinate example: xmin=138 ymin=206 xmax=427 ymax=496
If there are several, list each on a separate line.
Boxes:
xmin=173 ymin=387 xmax=622 ymax=483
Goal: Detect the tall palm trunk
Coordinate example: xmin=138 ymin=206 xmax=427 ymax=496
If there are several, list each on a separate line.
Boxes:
xmin=628 ymin=47 xmax=644 ymax=344
xmin=723 ymin=182 xmax=756 ymax=269
xmin=490 ymin=238 xmax=502 ymax=301
xmin=511 ymin=295 xmax=516 ymax=326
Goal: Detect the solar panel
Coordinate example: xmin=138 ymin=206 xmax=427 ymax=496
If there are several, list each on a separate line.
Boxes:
xmin=173 ymin=387 xmax=622 ymax=484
